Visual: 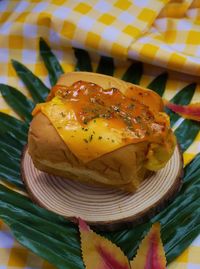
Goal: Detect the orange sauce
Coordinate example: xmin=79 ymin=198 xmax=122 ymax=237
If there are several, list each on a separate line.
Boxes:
xmin=46 ymin=81 xmax=167 ymax=143
xmin=32 ymin=80 xmax=172 ymax=163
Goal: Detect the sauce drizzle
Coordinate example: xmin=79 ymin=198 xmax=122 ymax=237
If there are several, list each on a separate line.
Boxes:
xmin=49 ymin=81 xmax=167 ymax=142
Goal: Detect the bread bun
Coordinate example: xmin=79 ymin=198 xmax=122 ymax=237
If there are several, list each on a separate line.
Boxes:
xmin=28 ymin=72 xmax=176 ymax=192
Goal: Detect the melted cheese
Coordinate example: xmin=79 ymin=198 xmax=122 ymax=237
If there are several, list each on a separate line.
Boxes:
xmin=36 ymin=96 xmax=144 ymax=162
xmin=32 ymin=81 xmax=174 ymax=165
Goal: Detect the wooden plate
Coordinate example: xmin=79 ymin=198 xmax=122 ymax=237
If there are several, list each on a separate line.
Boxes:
xmin=21 ymin=146 xmax=183 ymax=231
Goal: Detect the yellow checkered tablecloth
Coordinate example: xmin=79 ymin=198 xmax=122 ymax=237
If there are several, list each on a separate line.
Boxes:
xmin=0 ymin=0 xmax=200 ymax=268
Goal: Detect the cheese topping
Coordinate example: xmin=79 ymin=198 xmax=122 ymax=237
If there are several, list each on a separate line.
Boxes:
xmin=32 ymin=81 xmax=174 ymax=164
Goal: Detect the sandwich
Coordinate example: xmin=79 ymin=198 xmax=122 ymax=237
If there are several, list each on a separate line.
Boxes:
xmin=28 ymin=72 xmax=176 ymax=192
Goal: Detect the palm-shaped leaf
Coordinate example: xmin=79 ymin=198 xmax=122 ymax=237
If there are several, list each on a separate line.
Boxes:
xmin=39 ymin=38 xmax=64 ymax=86
xmin=12 ymin=59 xmax=50 ymax=102
xmin=147 ymin=72 xmax=168 ymax=96
xmin=96 ymin=56 xmax=114 ymax=76
xmin=0 ymin=184 xmax=83 ymax=269
xmin=74 ymin=48 xmax=93 ymax=72
xmin=0 ymin=84 xmax=34 ymax=122
xmin=174 ymin=119 xmax=200 ymax=151
xmin=0 ymin=112 xmax=28 ymax=142
xmin=0 ymin=113 xmax=26 ymax=188
xmin=0 ymin=40 xmax=199 ymax=268
xmin=0 ymin=147 xmax=22 ymax=188
xmin=122 ymin=62 xmax=143 ymax=84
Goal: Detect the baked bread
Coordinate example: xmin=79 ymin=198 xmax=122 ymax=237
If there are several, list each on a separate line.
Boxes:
xmin=28 ymin=72 xmax=176 ymax=192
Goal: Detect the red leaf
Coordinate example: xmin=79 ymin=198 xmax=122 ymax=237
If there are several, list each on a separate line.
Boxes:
xmin=165 ymin=101 xmax=200 ymax=122
xmin=130 ymin=223 xmax=166 ymax=269
xmin=78 ymin=218 xmax=130 ymax=269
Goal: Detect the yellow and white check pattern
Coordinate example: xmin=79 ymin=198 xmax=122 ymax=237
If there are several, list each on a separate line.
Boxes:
xmin=0 ymin=0 xmax=200 ymax=268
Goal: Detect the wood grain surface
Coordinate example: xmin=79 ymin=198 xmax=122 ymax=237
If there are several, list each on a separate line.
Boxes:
xmin=21 ymin=145 xmax=183 ymax=231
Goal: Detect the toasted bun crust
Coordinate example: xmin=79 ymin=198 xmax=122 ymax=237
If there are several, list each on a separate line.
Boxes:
xmin=28 ymin=72 xmax=163 ymax=192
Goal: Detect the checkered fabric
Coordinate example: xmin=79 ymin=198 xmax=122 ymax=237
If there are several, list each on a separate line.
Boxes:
xmin=0 ymin=0 xmax=200 ymax=268
xmin=129 ymin=0 xmax=200 ymax=76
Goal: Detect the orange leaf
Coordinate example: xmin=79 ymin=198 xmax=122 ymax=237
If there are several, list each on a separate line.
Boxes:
xmin=130 ymin=223 xmax=166 ymax=269
xmin=78 ymin=218 xmax=130 ymax=269
xmin=165 ymin=101 xmax=200 ymax=122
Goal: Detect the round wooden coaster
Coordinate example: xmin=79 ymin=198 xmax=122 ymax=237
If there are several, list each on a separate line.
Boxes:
xmin=21 ymin=146 xmax=183 ymax=231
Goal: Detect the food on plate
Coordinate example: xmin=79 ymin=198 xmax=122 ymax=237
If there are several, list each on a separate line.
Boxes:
xmin=28 ymin=72 xmax=176 ymax=192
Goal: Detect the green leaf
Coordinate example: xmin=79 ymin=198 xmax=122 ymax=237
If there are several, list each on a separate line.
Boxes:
xmin=0 ymin=165 xmax=23 ymax=188
xmin=184 ymin=153 xmax=200 ymax=182
xmin=39 ymin=38 xmax=64 ymax=86
xmin=147 ymin=72 xmax=168 ymax=96
xmin=170 ymin=226 xmax=200 ymax=262
xmin=0 ymin=112 xmax=28 ymax=142
xmin=122 ymin=62 xmax=143 ymax=84
xmin=109 ymin=153 xmax=200 ymax=263
xmin=166 ymin=83 xmax=196 ymax=126
xmin=0 ymin=145 xmax=23 ymax=188
xmin=159 ymin=197 xmax=200 ymax=235
xmin=0 ymin=139 xmax=21 ymax=157
xmin=0 ymin=131 xmax=25 ymax=149
xmin=165 ymin=211 xmax=200 ymax=263
xmin=0 ymin=114 xmax=26 ymax=188
xmin=74 ymin=48 xmax=92 ymax=72
xmin=107 ymin=222 xmax=151 ymax=259
xmin=156 ymin=178 xmax=200 ymax=227
xmin=174 ymin=119 xmax=200 ymax=152
xmin=96 ymin=56 xmax=114 ymax=76
xmin=152 ymin=163 xmax=200 ymax=225
xmin=12 ymin=60 xmax=50 ymax=103
xmin=1 ymin=152 xmax=200 ymax=266
xmin=0 ymin=44 xmax=199 ymax=269
xmin=0 ymin=128 xmax=25 ymax=151
xmin=0 ymin=84 xmax=34 ymax=122
xmin=0 ymin=150 xmax=20 ymax=170
xmin=170 ymin=83 xmax=196 ymax=104
xmin=0 ymin=184 xmax=83 ymax=269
